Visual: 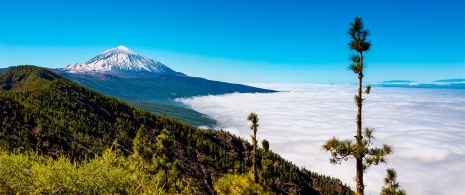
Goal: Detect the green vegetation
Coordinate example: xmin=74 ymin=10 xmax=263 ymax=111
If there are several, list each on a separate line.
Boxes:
xmin=1 ymin=66 xmax=138 ymax=159
xmin=260 ymin=139 xmax=273 ymax=190
xmin=214 ymin=172 xmax=267 ymax=195
xmin=248 ymin=112 xmax=259 ymax=183
xmin=0 ymin=148 xmax=189 ymax=194
xmin=1 ymin=65 xmax=352 ymax=194
xmin=322 ymin=17 xmax=392 ymax=195
xmin=124 ymin=99 xmax=216 ymax=127
xmin=381 ymin=168 xmax=406 ymax=195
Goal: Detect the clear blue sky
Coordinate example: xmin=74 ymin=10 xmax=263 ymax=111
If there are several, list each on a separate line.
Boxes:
xmin=1 ymin=0 xmax=464 ymax=83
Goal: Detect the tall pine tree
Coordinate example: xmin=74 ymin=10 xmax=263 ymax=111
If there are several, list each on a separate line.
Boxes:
xmin=322 ymin=17 xmax=392 ymax=195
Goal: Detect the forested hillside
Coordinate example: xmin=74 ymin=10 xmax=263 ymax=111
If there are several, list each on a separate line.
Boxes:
xmin=0 ymin=65 xmax=352 ymax=194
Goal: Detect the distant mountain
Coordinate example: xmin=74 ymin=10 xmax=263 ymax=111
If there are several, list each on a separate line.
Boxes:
xmin=376 ymin=79 xmax=465 ymax=89
xmin=63 ymin=46 xmax=184 ymax=77
xmin=382 ymin=80 xmax=415 ymax=83
xmin=0 ymin=65 xmax=352 ymax=194
xmin=434 ymin=78 xmax=465 ymax=83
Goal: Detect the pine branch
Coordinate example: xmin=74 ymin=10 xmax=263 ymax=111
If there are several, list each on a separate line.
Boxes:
xmin=322 ymin=137 xmax=355 ymax=164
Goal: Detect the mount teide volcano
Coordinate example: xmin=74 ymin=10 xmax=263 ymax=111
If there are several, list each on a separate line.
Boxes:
xmin=64 ymin=45 xmax=184 ymax=77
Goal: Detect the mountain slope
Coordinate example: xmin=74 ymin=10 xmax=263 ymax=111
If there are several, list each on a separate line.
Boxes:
xmin=64 ymin=46 xmax=184 ymax=77
xmin=60 ymin=72 xmax=276 ymax=102
xmin=58 ymin=71 xmax=275 ymax=127
xmin=1 ymin=66 xmax=137 ymax=157
xmin=0 ymin=65 xmax=351 ymax=194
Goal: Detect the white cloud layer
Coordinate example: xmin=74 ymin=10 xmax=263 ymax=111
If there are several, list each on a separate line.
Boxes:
xmin=177 ymin=84 xmax=465 ymax=195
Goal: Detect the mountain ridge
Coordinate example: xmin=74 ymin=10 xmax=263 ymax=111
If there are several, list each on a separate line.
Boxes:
xmin=434 ymin=78 xmax=465 ymax=83
xmin=59 ymin=71 xmax=276 ymax=101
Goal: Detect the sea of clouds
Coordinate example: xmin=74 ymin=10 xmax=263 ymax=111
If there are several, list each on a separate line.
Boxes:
xmin=177 ymin=84 xmax=465 ymax=195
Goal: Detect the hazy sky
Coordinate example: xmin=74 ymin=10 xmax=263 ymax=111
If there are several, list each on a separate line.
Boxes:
xmin=0 ymin=0 xmax=464 ymax=83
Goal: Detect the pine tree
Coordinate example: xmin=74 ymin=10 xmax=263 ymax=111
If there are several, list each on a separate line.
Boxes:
xmin=260 ymin=139 xmax=272 ymax=188
xmin=153 ymin=128 xmax=177 ymax=191
xmin=132 ymin=125 xmax=154 ymax=165
xmin=322 ymin=17 xmax=392 ymax=195
xmin=381 ymin=168 xmax=407 ymax=195
xmin=247 ymin=112 xmax=259 ymax=183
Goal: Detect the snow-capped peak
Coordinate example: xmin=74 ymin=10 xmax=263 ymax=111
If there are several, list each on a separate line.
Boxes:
xmin=101 ymin=45 xmax=134 ymax=55
xmin=116 ymin=45 xmax=129 ymax=51
xmin=64 ymin=46 xmax=184 ymax=77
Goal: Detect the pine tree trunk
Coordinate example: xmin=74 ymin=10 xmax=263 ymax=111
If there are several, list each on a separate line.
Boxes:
xmin=253 ymin=129 xmax=258 ymax=183
xmin=356 ymin=155 xmax=364 ymax=195
xmin=356 ymin=51 xmax=365 ymax=195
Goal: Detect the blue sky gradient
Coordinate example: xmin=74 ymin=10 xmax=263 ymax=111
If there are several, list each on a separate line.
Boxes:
xmin=1 ymin=0 xmax=464 ymax=83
